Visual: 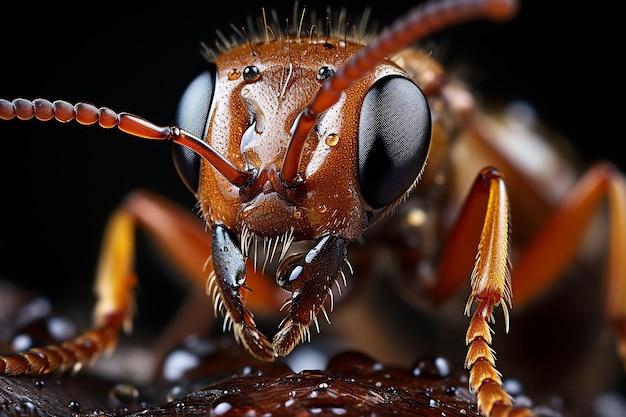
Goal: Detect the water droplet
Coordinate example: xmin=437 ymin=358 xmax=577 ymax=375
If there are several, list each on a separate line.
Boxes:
xmin=34 ymin=380 xmax=44 ymax=390
xmin=411 ymin=355 xmax=453 ymax=378
xmin=503 ymin=378 xmax=524 ymax=396
xmin=12 ymin=312 xmax=78 ymax=352
xmin=12 ymin=334 xmax=32 ymax=351
xmin=239 ymin=365 xmax=254 ymax=376
xmin=513 ymin=395 xmax=533 ymax=408
xmin=47 ymin=316 xmax=77 ymax=341
xmin=318 ymin=204 xmax=327 ymax=213
xmin=228 ymin=68 xmax=241 ymax=80
xmin=293 ymin=210 xmax=302 ymax=219
xmin=162 ymin=348 xmax=200 ymax=381
xmin=326 ymin=351 xmax=378 ymax=373
xmin=428 ymin=398 xmax=440 ymax=408
xmin=68 ymin=401 xmax=80 ymax=412
xmin=213 ymin=402 xmax=232 ymax=415
xmin=325 ymin=134 xmax=339 ymax=147
xmin=210 ymin=393 xmax=259 ymax=416
xmin=12 ymin=401 xmax=36 ymax=417
xmin=444 ymin=386 xmax=457 ymax=395
xmin=108 ymin=383 xmax=139 ymax=406
xmin=166 ymin=385 xmax=191 ymax=402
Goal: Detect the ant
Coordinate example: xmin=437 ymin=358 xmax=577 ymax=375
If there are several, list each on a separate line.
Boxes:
xmin=0 ymin=0 xmax=624 ymax=416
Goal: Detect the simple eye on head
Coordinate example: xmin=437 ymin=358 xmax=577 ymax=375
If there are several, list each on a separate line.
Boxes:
xmin=357 ymin=75 xmax=431 ymax=209
xmin=317 ymin=65 xmax=335 ymax=80
xmin=243 ymin=65 xmax=261 ymax=83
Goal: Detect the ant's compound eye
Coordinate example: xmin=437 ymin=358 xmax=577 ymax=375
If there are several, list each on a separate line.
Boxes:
xmin=173 ymin=65 xmax=217 ymax=194
xmin=243 ymin=65 xmax=261 ymax=83
xmin=317 ymin=65 xmax=335 ymax=80
xmin=357 ymin=75 xmax=431 ymax=209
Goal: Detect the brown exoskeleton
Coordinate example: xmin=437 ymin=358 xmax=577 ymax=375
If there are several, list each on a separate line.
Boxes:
xmin=1 ymin=0 xmax=624 ymax=416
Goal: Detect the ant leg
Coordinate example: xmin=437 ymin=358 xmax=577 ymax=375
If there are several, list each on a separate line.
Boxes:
xmin=0 ymin=205 xmax=137 ymax=376
xmin=430 ymin=167 xmax=535 ymax=416
xmin=0 ymin=190 xmax=215 ymax=376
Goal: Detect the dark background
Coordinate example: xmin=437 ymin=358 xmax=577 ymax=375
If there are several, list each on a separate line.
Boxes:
xmin=0 ymin=0 xmax=622 ymax=404
xmin=1 ymin=0 xmax=617 ymax=290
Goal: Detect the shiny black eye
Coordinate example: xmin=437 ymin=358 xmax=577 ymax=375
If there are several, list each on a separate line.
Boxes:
xmin=357 ymin=75 xmax=431 ymax=209
xmin=242 ymin=65 xmax=261 ymax=82
xmin=317 ymin=65 xmax=335 ymax=80
xmin=172 ymin=65 xmax=217 ymax=194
